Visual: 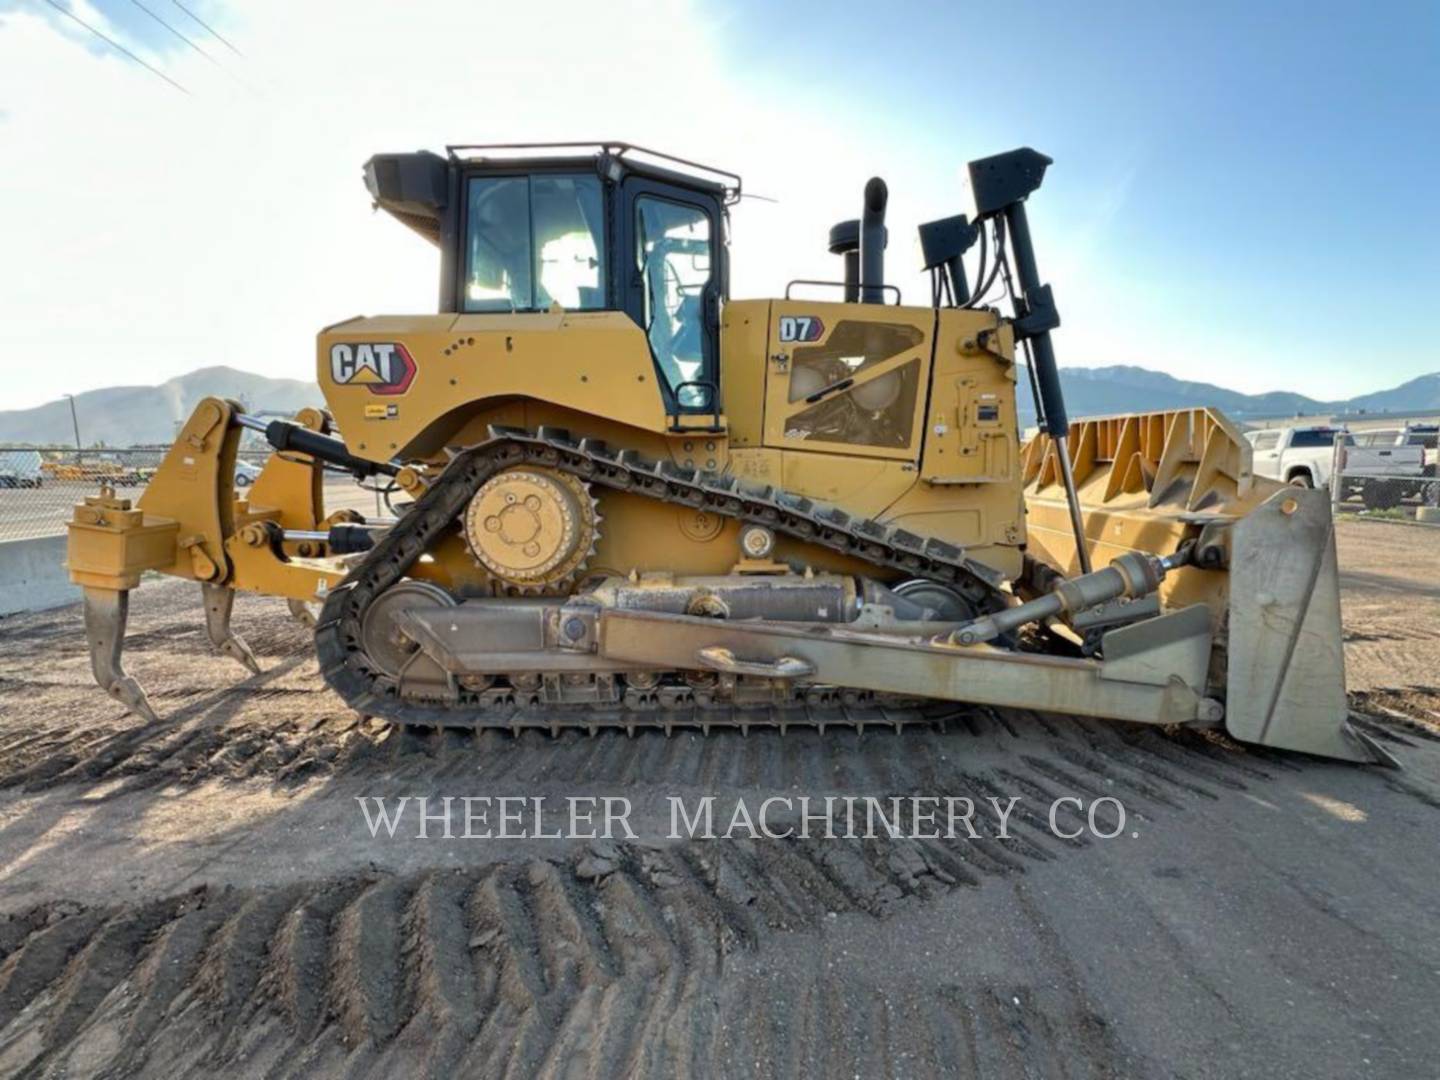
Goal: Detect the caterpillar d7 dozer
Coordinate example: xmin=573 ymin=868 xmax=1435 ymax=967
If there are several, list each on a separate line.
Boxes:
xmin=65 ymin=143 xmax=1388 ymax=764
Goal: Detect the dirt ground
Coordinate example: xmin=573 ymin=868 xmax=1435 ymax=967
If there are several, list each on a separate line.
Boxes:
xmin=0 ymin=517 xmax=1437 ymax=1078
xmin=1335 ymin=518 xmax=1440 ymax=692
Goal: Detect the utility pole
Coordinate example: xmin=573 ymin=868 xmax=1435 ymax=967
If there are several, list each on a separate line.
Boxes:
xmin=63 ymin=394 xmax=83 ymax=462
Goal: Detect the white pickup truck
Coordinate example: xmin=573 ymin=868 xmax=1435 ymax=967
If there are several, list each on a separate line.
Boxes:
xmin=1244 ymin=426 xmax=1346 ymax=488
xmin=1344 ymin=426 xmax=1437 ymax=477
xmin=1335 ymin=427 xmax=1432 ymax=509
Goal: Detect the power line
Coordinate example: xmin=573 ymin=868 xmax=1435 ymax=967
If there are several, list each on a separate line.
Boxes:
xmin=137 ymin=0 xmax=258 ymax=94
xmin=128 ymin=0 xmax=220 ymax=68
xmin=39 ymin=0 xmax=189 ymax=94
xmin=168 ymin=0 xmax=242 ymax=57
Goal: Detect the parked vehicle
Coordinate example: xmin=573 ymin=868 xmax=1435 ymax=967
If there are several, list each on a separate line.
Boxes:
xmin=1339 ymin=431 xmax=1426 ymax=477
xmin=1410 ymin=425 xmax=1440 ymax=477
xmin=234 ymin=460 xmax=261 ymax=487
xmin=112 ymin=467 xmax=157 ymax=487
xmin=43 ymin=459 xmax=125 ymax=483
xmin=1245 ymin=426 xmax=1346 ymax=488
xmin=1333 ymin=429 xmax=1428 ymax=509
xmin=0 ymin=450 xmax=44 ymax=488
xmin=1349 ymin=425 xmax=1439 ymax=477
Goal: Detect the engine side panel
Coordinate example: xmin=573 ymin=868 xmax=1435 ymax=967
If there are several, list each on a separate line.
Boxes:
xmin=760 ymin=300 xmax=934 ymax=461
xmin=891 ymin=308 xmax=1027 ymax=576
xmin=719 ymin=299 xmax=771 ymax=448
xmin=318 ymin=311 xmax=670 ymax=462
xmin=719 ymin=299 xmax=1026 ymax=577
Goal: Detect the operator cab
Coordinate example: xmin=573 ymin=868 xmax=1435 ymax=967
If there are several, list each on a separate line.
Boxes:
xmin=363 ymin=143 xmax=738 ymax=414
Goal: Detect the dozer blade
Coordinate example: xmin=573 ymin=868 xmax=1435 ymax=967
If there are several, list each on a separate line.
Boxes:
xmin=1020 ymin=407 xmax=1395 ymax=765
xmin=1224 ymin=488 xmax=1396 ymax=765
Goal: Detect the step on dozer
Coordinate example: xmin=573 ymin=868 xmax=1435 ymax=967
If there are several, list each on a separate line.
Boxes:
xmin=64 ymin=143 xmax=1390 ymax=765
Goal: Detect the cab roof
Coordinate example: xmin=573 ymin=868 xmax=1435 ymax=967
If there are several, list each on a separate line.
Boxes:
xmin=364 ymin=142 xmax=740 ymax=247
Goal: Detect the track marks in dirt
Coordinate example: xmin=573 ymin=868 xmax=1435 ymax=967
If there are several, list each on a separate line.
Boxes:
xmin=0 ymin=787 xmax=1175 ymax=1080
xmin=713 ymin=970 xmax=1136 ymax=1080
xmin=0 ymin=698 xmax=1284 ymax=800
xmin=0 ymin=699 xmax=1322 ymax=1077
xmin=0 ymin=707 xmax=356 ymax=795
xmin=0 ymin=698 xmax=1250 ymax=1077
xmin=1350 ymin=686 xmax=1440 ymax=745
xmin=1346 ymin=687 xmax=1440 ymax=808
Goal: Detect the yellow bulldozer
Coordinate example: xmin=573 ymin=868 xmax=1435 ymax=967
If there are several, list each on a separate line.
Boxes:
xmin=65 ymin=143 xmax=1387 ymax=764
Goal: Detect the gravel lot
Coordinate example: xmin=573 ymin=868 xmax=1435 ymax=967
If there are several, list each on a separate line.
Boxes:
xmin=0 ymin=518 xmax=1436 ymax=1077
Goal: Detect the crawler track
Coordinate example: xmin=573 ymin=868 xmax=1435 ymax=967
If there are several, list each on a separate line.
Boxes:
xmin=316 ymin=426 xmax=1006 ymax=730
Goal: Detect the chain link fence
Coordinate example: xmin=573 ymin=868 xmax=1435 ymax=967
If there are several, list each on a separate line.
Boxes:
xmin=1331 ymin=471 xmax=1440 ymax=521
xmin=1325 ymin=438 xmax=1440 ymax=523
xmin=0 ymin=446 xmax=383 ymax=542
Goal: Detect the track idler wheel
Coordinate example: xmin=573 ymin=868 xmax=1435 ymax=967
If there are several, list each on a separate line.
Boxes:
xmin=462 ymin=466 xmax=599 ymax=592
xmin=359 ymin=581 xmax=456 ymax=680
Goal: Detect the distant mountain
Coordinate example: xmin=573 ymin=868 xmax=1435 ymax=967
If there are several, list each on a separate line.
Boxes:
xmin=4 ymin=362 xmax=1436 ymax=447
xmin=1341 ymin=372 xmax=1440 ymax=415
xmin=1017 ymin=365 xmax=1440 ymax=426
xmin=0 ymin=367 xmax=323 ymax=446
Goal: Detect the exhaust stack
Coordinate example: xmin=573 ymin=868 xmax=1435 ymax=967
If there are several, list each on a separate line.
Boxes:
xmin=827 ymin=220 xmax=860 ymax=303
xmin=860 ymin=177 xmax=888 ymax=303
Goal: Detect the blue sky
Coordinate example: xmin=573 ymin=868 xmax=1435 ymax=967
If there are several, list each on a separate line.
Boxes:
xmin=709 ymin=0 xmax=1439 ymax=397
xmin=1 ymin=0 xmax=1435 ymax=407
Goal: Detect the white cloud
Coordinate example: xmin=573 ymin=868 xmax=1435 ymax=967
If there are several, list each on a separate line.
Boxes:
xmin=4 ymin=0 xmax=1321 ymax=414
xmin=0 ymin=2 xmax=674 ymax=405
xmin=2 ymin=0 xmax=1028 ymax=411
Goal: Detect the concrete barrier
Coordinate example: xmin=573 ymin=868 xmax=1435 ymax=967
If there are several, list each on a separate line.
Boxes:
xmin=0 ymin=535 xmax=79 ymax=616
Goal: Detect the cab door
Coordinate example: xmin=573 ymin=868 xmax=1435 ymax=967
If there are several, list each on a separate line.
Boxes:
xmin=620 ymin=178 xmax=724 ymax=414
xmin=762 ymin=300 xmax=934 ymax=460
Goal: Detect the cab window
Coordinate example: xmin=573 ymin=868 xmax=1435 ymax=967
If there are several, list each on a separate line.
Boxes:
xmin=635 ymin=196 xmax=712 ymax=407
xmin=464 ymin=175 xmax=606 ymax=312
xmin=1250 ymin=431 xmax=1280 ymax=451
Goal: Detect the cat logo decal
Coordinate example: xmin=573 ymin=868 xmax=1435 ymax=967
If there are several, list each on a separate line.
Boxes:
xmin=329 ymin=342 xmax=417 ymax=395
